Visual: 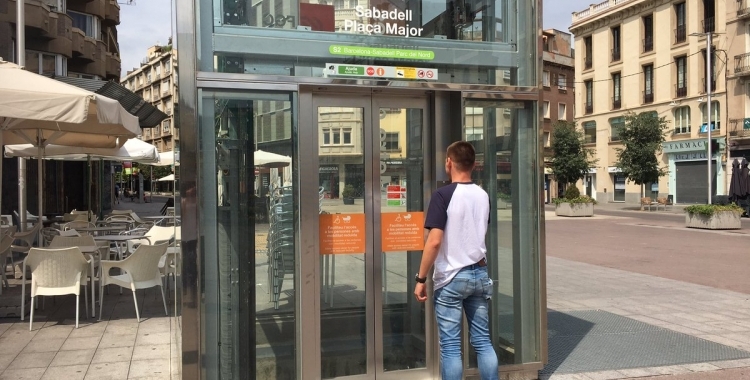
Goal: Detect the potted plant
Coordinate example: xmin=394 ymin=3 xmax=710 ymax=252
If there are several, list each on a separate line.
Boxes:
xmin=497 ymin=192 xmax=511 ymax=209
xmin=684 ymin=204 xmax=743 ymax=230
xmin=554 ymin=186 xmax=597 ymax=217
xmin=341 ymin=184 xmax=356 ymax=205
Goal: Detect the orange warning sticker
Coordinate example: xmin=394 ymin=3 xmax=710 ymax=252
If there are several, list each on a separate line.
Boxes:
xmin=380 ymin=212 xmax=425 ymax=252
xmin=319 ymin=213 xmax=366 ymax=255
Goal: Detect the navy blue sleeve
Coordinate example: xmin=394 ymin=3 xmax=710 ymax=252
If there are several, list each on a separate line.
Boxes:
xmin=424 ymin=184 xmax=456 ymax=230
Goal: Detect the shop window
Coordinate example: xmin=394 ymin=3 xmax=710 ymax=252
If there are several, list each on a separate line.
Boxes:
xmin=700 ymin=101 xmax=720 ymax=131
xmin=674 ymin=106 xmax=691 ymax=134
xmin=610 ymin=117 xmax=624 ymax=142
xmin=583 ymin=121 xmax=597 ymax=144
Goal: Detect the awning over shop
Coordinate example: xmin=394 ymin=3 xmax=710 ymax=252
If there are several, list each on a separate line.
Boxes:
xmin=53 ymin=76 xmax=168 ymax=128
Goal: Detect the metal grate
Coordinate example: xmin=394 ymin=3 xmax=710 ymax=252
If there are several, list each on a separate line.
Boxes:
xmin=542 ymin=310 xmax=750 ymax=374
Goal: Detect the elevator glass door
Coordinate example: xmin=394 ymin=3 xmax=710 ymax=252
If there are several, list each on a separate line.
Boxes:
xmin=313 ymin=93 xmax=435 ymax=380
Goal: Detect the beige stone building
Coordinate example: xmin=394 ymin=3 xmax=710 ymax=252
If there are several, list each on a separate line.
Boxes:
xmin=122 ymin=43 xmax=179 ymax=153
xmin=727 ymin=1 xmax=750 ymax=163
xmin=571 ymin=0 xmax=728 ymax=205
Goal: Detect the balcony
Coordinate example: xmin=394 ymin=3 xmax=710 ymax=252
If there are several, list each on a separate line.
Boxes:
xmin=106 ymin=52 xmax=121 ymax=79
xmin=729 ymin=118 xmax=750 ymax=138
xmin=702 ymin=17 xmax=715 ymax=33
xmin=104 ymin=0 xmax=120 ymax=25
xmin=585 ymin=104 xmax=593 ymax=114
xmin=584 ymin=57 xmax=592 ymax=70
xmin=735 ymin=52 xmax=750 ymax=76
xmin=643 ymin=91 xmax=654 ymax=104
xmin=675 ymin=85 xmax=687 ymax=98
xmin=740 ymin=0 xmax=750 ymax=19
xmin=15 ymin=0 xmax=54 ymax=36
xmin=612 ymin=97 xmax=621 ymax=110
xmin=675 ymin=25 xmax=687 ymax=44
xmin=701 ymin=78 xmax=717 ymax=94
xmin=611 ymin=48 xmax=621 ymax=63
xmin=643 ymin=37 xmax=653 ymax=53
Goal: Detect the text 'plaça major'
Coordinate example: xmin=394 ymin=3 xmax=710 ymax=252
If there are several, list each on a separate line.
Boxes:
xmin=343 ymin=6 xmax=424 ymax=38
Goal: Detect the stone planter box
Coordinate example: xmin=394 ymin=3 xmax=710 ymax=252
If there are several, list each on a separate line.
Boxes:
xmin=685 ymin=211 xmax=741 ymax=230
xmin=555 ymin=202 xmax=594 ymax=217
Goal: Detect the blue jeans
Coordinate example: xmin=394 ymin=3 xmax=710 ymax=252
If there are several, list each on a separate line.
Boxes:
xmin=434 ymin=265 xmax=498 ymax=380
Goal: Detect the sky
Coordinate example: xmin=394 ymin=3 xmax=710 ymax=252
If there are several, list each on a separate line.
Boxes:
xmin=116 ymin=0 xmax=591 ymax=78
xmin=119 ymin=0 xmax=174 ymax=77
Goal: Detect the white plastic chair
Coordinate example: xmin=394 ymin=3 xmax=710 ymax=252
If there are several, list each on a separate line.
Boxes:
xmin=63 ymin=221 xmax=95 ymax=231
xmin=49 ymin=235 xmax=104 ymax=317
xmin=59 ymin=229 xmax=81 ymax=237
xmin=0 ymin=215 xmax=12 ymax=227
xmin=21 ymin=247 xmax=91 ymax=329
xmin=99 ymin=242 xmax=169 ymax=322
xmin=41 ymin=227 xmax=61 ymax=247
xmin=0 ymin=234 xmax=13 ymax=294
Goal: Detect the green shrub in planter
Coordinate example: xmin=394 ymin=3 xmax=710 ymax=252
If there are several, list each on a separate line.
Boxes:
xmin=497 ymin=192 xmax=511 ymax=203
xmin=684 ymin=204 xmax=743 ymax=217
xmin=563 ymin=186 xmax=580 ymax=200
xmin=552 ymin=196 xmax=597 ymax=206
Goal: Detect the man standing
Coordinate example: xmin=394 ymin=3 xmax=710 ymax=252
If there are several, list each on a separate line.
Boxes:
xmin=414 ymin=141 xmax=498 ymax=380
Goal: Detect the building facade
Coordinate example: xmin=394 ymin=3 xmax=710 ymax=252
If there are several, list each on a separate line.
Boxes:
xmin=122 ymin=44 xmax=179 ymax=153
xmin=174 ymin=0 xmax=546 ymax=379
xmin=727 ymin=1 xmax=750 ymax=162
xmin=0 ymin=0 xmax=121 ymax=217
xmin=542 ymin=29 xmax=576 ymax=202
xmin=0 ymin=0 xmax=121 ymax=80
xmin=571 ymin=0 xmax=728 ymax=205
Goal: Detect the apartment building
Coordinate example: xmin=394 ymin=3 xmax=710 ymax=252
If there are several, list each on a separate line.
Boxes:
xmin=122 ymin=43 xmax=178 ymax=153
xmin=727 ymin=1 xmax=750 ymax=161
xmin=542 ymin=29 xmax=576 ymax=202
xmin=0 ymin=0 xmax=121 ymax=80
xmin=571 ymin=0 xmax=727 ymax=205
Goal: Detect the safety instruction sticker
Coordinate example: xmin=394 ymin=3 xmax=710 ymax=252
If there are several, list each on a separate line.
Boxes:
xmin=326 ymin=63 xmax=438 ymax=81
xmin=319 ymin=213 xmax=366 ymax=255
xmin=381 ymin=212 xmax=424 ymax=252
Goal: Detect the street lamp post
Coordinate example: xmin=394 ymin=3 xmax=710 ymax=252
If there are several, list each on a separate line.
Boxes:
xmin=691 ymin=31 xmax=716 ymax=204
xmin=706 ymin=31 xmax=713 ymax=205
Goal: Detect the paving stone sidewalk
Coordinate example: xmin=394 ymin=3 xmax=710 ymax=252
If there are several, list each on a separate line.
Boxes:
xmin=543 ymin=256 xmax=750 ymax=380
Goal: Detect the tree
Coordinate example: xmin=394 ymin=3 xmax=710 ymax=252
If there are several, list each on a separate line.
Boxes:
xmin=550 ymin=120 xmax=598 ymax=190
xmin=614 ymin=112 xmax=669 ymax=209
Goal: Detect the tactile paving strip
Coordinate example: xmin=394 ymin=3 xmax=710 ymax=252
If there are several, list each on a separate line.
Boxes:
xmin=541 ymin=310 xmax=750 ymax=374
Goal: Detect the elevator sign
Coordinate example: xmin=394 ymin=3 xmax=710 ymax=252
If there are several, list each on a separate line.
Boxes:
xmin=326 ymin=63 xmax=438 ymax=81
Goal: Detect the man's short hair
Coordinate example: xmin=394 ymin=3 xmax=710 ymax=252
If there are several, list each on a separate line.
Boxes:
xmin=447 ymin=141 xmax=475 ymax=172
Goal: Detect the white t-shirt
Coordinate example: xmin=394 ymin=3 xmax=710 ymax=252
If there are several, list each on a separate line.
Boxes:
xmin=424 ymin=182 xmax=489 ymax=290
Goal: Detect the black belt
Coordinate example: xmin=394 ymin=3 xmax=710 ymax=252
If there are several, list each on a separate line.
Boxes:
xmin=467 ymin=258 xmax=487 ymax=269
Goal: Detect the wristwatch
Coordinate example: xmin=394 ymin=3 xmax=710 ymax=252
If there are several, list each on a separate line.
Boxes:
xmin=415 ymin=273 xmax=427 ymax=283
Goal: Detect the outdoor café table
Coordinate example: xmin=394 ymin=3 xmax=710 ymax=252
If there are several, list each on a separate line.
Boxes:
xmin=76 ymin=226 xmax=127 ymax=236
xmin=142 ymin=216 xmax=180 ymax=225
xmin=93 ymin=234 xmax=150 ymax=260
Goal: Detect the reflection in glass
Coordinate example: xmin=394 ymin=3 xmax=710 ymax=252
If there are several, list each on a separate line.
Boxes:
xmin=201 ymin=92 xmax=296 ymax=379
xmin=318 ymin=107 xmax=368 ymax=378
xmin=463 ymin=100 xmax=540 ymax=366
xmin=379 ymin=107 xmax=426 ymax=371
xmin=219 ymin=0 xmax=506 ymax=43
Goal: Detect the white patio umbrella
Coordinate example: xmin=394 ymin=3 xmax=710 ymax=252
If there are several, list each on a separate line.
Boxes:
xmin=254 ymin=150 xmax=291 ymax=168
xmin=157 ymin=174 xmax=175 ymax=182
xmin=0 ymin=60 xmax=140 ymax=228
xmin=4 ymin=138 xmax=160 ymax=164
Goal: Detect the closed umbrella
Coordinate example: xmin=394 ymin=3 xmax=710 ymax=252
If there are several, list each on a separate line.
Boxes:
xmin=729 ymin=159 xmax=743 ymax=202
xmin=741 ymin=158 xmax=750 ymax=196
xmin=0 ymin=60 xmax=140 ymax=228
